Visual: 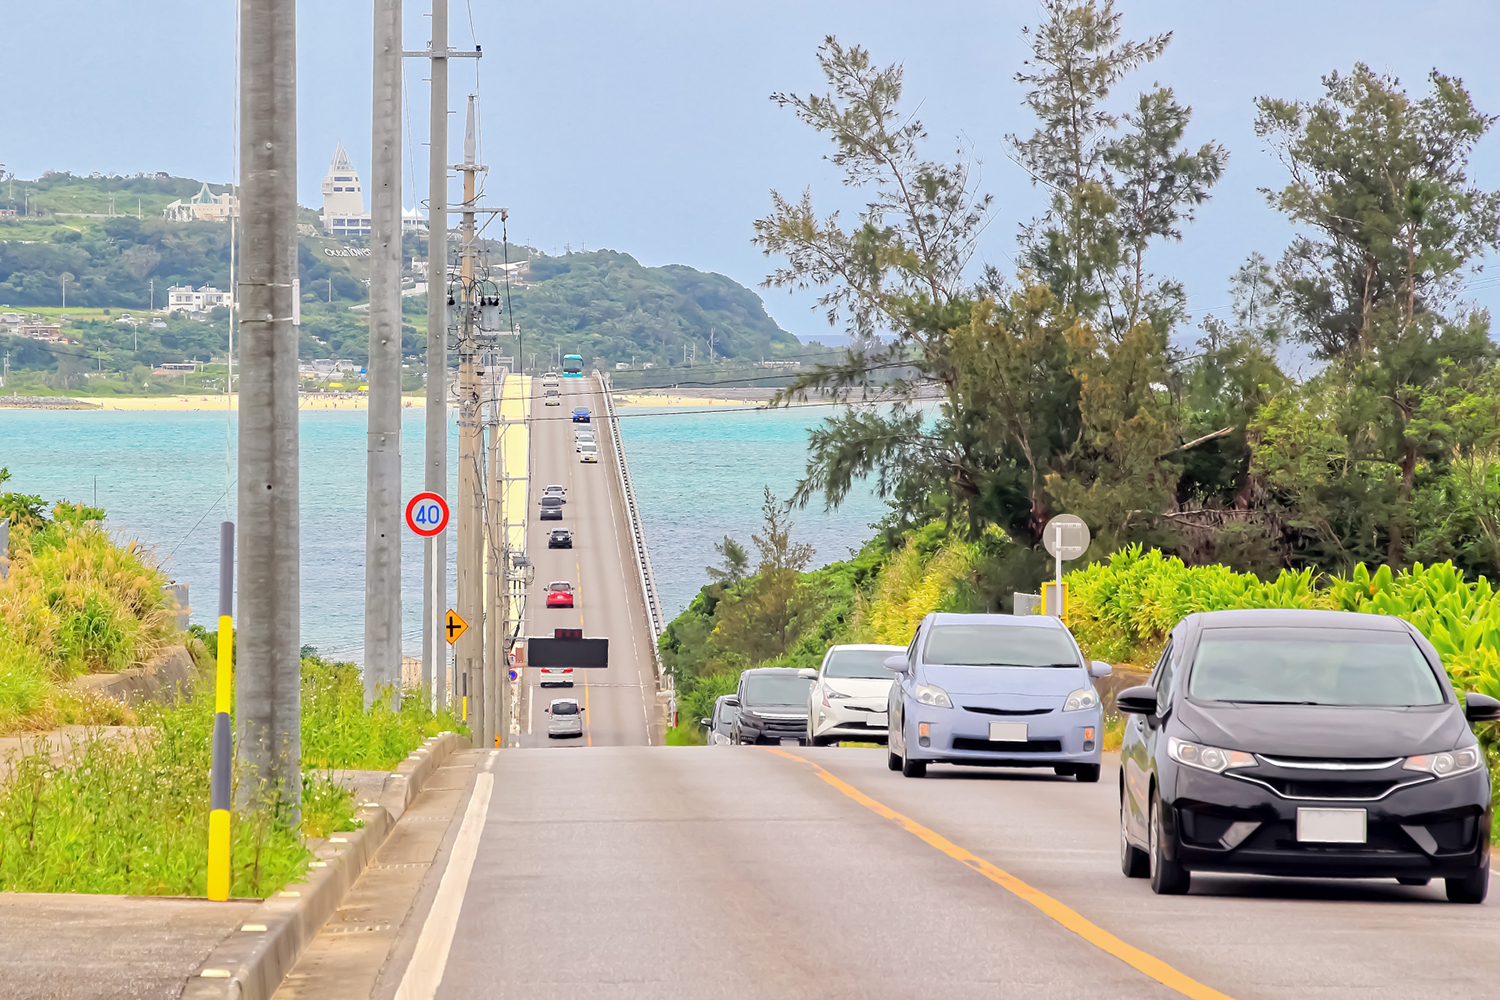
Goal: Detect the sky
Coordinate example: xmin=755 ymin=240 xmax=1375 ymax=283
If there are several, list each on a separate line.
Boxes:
xmin=4 ymin=0 xmax=1500 ymax=344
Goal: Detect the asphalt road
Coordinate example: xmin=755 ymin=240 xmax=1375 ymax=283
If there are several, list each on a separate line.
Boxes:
xmin=518 ymin=377 xmax=658 ymax=748
xmin=370 ymin=747 xmax=1500 ymax=1000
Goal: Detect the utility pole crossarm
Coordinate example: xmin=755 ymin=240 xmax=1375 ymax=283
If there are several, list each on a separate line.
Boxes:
xmin=402 ymin=46 xmax=481 ymax=58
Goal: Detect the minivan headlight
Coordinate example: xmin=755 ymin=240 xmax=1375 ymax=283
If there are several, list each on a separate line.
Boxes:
xmin=914 ymin=683 xmax=953 ymax=709
xmin=1404 ymin=747 xmax=1481 ymax=777
xmin=1063 ymin=687 xmax=1098 ymax=712
xmin=1168 ymin=737 xmax=1255 ymax=773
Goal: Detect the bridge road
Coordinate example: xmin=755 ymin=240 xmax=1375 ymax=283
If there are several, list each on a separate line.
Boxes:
xmin=368 ymin=748 xmax=1500 ymax=1000
xmin=517 ymin=375 xmax=658 ymax=747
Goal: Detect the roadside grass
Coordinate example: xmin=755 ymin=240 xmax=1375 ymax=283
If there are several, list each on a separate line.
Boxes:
xmin=664 ymin=724 xmax=705 ymax=746
xmin=300 ymin=654 xmax=467 ymax=771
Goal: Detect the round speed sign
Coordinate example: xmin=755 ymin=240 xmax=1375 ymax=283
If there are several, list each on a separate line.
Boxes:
xmin=405 ymin=492 xmax=450 ymax=537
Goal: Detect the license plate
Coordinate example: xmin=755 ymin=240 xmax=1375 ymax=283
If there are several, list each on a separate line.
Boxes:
xmin=989 ymin=722 xmax=1027 ymax=743
xmin=867 ymin=714 xmax=888 ymax=728
xmin=780 ymin=738 xmax=800 ymax=748
xmin=1297 ymin=808 xmax=1367 ymax=843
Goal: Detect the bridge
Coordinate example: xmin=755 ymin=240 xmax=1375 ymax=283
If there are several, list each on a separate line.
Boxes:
xmin=264 ymin=374 xmax=1500 ymax=1000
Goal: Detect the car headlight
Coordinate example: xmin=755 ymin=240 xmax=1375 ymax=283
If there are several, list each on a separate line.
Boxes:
xmin=1063 ymin=687 xmax=1099 ymax=712
xmin=821 ymin=684 xmax=850 ymax=707
xmin=1167 ymin=736 xmax=1255 ymax=773
xmin=914 ymin=683 xmax=953 ymax=709
xmin=1404 ymin=746 xmax=1482 ymax=777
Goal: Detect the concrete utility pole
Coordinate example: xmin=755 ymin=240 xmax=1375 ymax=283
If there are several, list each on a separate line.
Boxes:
xmin=485 ymin=370 xmax=501 ymax=747
xmin=365 ymin=0 xmax=403 ymax=707
xmin=423 ymin=0 xmax=449 ymax=708
xmin=237 ymin=0 xmax=301 ymax=811
xmin=456 ymin=95 xmax=483 ymax=739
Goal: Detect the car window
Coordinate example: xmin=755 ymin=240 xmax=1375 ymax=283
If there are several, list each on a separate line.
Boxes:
xmin=1150 ymin=641 xmax=1175 ymax=703
xmin=551 ymin=702 xmax=579 ymax=716
xmin=743 ymin=675 xmax=814 ymax=705
xmin=540 ymin=497 xmax=562 ymax=507
xmin=921 ymin=623 xmax=1080 ymax=667
xmin=1187 ymin=627 xmax=1446 ymax=707
xmin=824 ymin=648 xmax=900 ymax=679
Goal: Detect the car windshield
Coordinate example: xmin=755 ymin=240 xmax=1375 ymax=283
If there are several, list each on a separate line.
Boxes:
xmin=922 ymin=623 xmax=1079 ymax=667
xmin=743 ymin=675 xmax=813 ymax=706
xmin=550 ymin=583 xmax=571 ymax=592
xmin=551 ymin=702 xmax=578 ymax=715
xmin=825 ymin=648 xmax=901 ymax=679
xmin=1188 ymin=627 xmax=1445 ymax=706
xmin=540 ymin=497 xmax=562 ymax=507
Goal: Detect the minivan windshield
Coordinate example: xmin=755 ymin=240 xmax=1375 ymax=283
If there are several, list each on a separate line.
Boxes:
xmin=825 ymin=648 xmax=900 ymax=679
xmin=922 ymin=623 xmax=1079 ymax=667
xmin=1188 ymin=627 xmax=1445 ymax=706
xmin=551 ymin=701 xmax=579 ymax=715
xmin=743 ymin=675 xmax=813 ymax=705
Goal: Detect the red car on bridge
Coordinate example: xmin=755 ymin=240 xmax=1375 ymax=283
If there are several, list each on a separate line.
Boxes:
xmin=546 ymin=581 xmax=575 ymax=608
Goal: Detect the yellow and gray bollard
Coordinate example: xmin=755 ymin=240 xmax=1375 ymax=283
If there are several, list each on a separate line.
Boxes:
xmin=206 ymin=521 xmax=234 ymax=901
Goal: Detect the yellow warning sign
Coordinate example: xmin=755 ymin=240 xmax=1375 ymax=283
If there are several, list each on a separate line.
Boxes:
xmin=444 ymin=609 xmax=470 ymax=645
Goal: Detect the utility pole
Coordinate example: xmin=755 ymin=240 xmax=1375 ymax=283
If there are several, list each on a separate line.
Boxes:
xmin=236 ymin=0 xmax=301 ymax=813
xmin=422 ymin=0 xmax=449 ymax=710
xmin=456 ymin=96 xmax=484 ymax=740
xmin=365 ymin=0 xmax=402 ymax=707
xmin=485 ymin=366 xmax=501 ymax=747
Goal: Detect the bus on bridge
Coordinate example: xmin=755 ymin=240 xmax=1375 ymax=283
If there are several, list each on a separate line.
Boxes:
xmin=562 ymin=354 xmax=584 ymax=377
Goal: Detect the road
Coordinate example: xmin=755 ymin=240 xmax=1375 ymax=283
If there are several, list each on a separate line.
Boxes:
xmin=355 ymin=747 xmax=1498 ymax=1000
xmin=516 ymin=375 xmax=658 ymax=747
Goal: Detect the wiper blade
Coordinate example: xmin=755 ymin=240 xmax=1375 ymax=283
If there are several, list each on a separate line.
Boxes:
xmin=1224 ymin=700 xmax=1324 ymax=706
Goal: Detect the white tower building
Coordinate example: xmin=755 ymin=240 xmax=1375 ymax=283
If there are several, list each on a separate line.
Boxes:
xmin=321 ymin=143 xmax=371 ymax=237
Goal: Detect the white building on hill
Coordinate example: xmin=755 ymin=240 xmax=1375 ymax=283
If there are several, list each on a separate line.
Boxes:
xmin=320 ymin=142 xmax=427 ymax=238
xmin=166 ymin=284 xmax=232 ymax=314
xmin=162 ymin=183 xmax=239 ymax=223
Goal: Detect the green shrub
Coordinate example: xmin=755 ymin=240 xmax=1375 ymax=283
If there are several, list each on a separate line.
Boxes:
xmin=300 ymin=654 xmax=466 ymax=771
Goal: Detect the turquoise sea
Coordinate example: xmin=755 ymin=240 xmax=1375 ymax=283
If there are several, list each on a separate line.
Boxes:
xmin=0 ymin=402 xmax=881 ymax=658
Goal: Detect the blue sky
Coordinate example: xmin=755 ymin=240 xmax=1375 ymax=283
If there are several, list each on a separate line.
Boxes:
xmin=4 ymin=0 xmax=1499 ymax=343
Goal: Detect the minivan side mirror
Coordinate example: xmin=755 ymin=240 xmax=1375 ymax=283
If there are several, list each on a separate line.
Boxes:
xmin=1090 ymin=660 xmax=1112 ymax=678
xmin=1464 ymin=691 xmax=1500 ymax=723
xmin=700 ymin=718 xmax=712 ymax=728
xmin=883 ymin=654 xmax=909 ymax=673
xmin=725 ymin=696 xmax=739 ymax=707
xmin=1116 ymin=685 xmax=1158 ymax=716
xmin=797 ymin=668 xmax=819 ymax=680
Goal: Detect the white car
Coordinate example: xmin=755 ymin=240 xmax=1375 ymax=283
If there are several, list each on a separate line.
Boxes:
xmin=574 ymin=431 xmax=596 ymax=451
xmin=546 ymin=698 xmax=584 ymax=739
xmin=578 ymin=442 xmax=598 ymax=463
xmin=807 ymin=643 xmax=905 ymax=746
xmin=539 ymin=667 xmax=575 ymax=687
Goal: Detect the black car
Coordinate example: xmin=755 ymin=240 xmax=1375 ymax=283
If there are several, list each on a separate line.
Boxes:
xmin=539 ymin=496 xmax=563 ymax=521
xmin=700 ymin=694 xmax=738 ymax=746
xmin=548 ymin=528 xmax=573 ymax=549
xmin=731 ymin=667 xmax=815 ymax=746
xmin=1118 ymin=608 xmax=1499 ymax=902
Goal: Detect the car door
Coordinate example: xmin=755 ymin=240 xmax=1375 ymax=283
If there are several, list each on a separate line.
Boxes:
xmin=889 ymin=630 xmax=921 ymax=752
xmin=1123 ymin=639 xmax=1175 ymax=841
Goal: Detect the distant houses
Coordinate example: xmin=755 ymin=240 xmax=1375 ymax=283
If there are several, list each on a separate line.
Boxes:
xmin=165 ymin=284 xmax=232 ymax=314
xmin=0 ymin=313 xmax=66 ymax=343
xmin=161 ymin=183 xmax=239 ymax=223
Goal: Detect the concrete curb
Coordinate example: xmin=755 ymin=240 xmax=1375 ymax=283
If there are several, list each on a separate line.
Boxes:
xmin=181 ymin=732 xmax=466 ymax=1000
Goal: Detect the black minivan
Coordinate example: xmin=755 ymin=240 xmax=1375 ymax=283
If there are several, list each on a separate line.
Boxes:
xmin=1118 ymin=609 xmax=1500 ymax=902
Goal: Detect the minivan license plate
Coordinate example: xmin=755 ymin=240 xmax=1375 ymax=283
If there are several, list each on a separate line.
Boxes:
xmin=989 ymin=722 xmax=1027 ymax=743
xmin=1296 ymin=808 xmax=1367 ymax=843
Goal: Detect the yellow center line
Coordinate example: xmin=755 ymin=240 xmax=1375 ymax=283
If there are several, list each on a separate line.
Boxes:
xmin=763 ymin=748 xmax=1236 ymax=1000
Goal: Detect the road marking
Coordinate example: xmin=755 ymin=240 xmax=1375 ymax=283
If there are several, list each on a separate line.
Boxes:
xmin=765 ymin=748 xmax=1235 ymax=1000
xmin=393 ymin=771 xmax=494 ymax=1000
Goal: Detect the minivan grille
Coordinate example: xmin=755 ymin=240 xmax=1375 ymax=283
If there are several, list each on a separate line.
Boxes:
xmin=953 ymin=737 xmax=1062 ymax=753
xmin=962 ymin=705 xmax=1052 ymax=716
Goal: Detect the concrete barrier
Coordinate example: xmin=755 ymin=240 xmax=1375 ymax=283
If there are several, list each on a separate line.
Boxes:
xmin=181 ymin=731 xmax=467 ymax=1000
xmin=69 ymin=644 xmax=197 ymax=706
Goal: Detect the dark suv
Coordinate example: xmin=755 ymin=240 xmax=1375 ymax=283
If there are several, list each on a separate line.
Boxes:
xmin=731 ymin=667 xmax=815 ymax=746
xmin=1118 ymin=608 xmax=1500 ymax=902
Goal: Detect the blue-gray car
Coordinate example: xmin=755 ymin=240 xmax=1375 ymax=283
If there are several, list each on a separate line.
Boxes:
xmin=885 ymin=612 xmax=1111 ymax=781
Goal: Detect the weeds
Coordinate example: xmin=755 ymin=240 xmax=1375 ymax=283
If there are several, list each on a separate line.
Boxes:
xmin=300 ymin=654 xmax=465 ymax=771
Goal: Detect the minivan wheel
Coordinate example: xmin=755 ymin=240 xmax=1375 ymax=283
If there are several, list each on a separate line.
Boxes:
xmin=887 ymin=751 xmax=902 ymax=772
xmin=1121 ymin=785 xmax=1149 ymax=878
xmin=902 ymin=757 xmax=927 ymax=778
xmin=1446 ymin=860 xmax=1489 ymax=904
xmin=1148 ymin=790 xmax=1190 ymax=895
xmin=1073 ymin=764 xmax=1101 ymax=783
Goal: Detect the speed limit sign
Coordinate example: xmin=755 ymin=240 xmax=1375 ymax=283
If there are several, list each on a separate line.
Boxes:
xmin=405 ymin=492 xmax=450 ymax=537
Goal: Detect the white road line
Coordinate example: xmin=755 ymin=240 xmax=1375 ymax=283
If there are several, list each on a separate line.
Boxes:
xmin=393 ymin=771 xmax=495 ymax=1000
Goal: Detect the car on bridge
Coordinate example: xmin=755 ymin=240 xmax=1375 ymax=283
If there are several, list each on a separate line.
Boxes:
xmin=544 ymin=388 xmax=561 ymax=406
xmin=702 ymin=694 xmax=738 ymax=746
xmin=546 ymin=698 xmax=584 ymax=739
xmin=886 ymin=613 xmax=1109 ymax=781
xmin=543 ymin=484 xmax=567 ymax=500
xmin=578 ymin=442 xmax=598 ymax=464
xmin=574 ymin=429 xmax=595 ymax=450
xmin=539 ymin=496 xmax=563 ymax=521
xmin=539 ymin=667 xmax=575 ymax=687
xmin=732 ymin=667 xmax=816 ymax=746
xmin=545 ymin=581 xmax=575 ymax=608
xmin=572 ymin=407 xmax=591 ymax=423
xmin=807 ymin=643 xmax=905 ymax=746
xmin=548 ymin=528 xmax=573 ymax=549
xmin=1116 ymin=608 xmax=1500 ymax=902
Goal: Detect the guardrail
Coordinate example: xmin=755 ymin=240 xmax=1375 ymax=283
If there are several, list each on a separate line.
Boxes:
xmin=596 ymin=372 xmax=670 ymax=699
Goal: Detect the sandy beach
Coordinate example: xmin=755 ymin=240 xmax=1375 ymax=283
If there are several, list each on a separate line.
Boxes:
xmin=612 ymin=393 xmax=760 ymax=408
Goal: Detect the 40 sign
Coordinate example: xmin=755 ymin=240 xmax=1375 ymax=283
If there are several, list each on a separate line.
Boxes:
xmin=405 ymin=492 xmax=450 ymax=537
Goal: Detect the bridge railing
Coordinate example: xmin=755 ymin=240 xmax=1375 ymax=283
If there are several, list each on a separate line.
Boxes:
xmin=596 ymin=373 xmax=671 ymax=701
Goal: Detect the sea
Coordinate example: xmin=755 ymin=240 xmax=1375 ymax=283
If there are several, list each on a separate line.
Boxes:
xmin=0 ymin=403 xmax=883 ymax=659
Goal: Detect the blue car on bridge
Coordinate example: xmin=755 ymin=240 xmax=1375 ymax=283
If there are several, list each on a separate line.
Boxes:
xmin=886 ymin=612 xmax=1110 ymax=781
xmin=572 ymin=407 xmax=591 ymax=423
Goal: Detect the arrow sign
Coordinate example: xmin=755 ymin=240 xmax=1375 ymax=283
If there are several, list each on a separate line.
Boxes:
xmin=406 ymin=492 xmax=450 ymax=537
xmin=444 ymin=609 xmax=469 ymax=645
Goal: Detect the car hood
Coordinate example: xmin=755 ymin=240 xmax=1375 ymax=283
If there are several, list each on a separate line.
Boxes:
xmin=1175 ymin=699 xmax=1467 ymax=756
xmin=821 ymin=677 xmax=895 ymax=699
xmin=922 ymin=665 xmax=1087 ymax=697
